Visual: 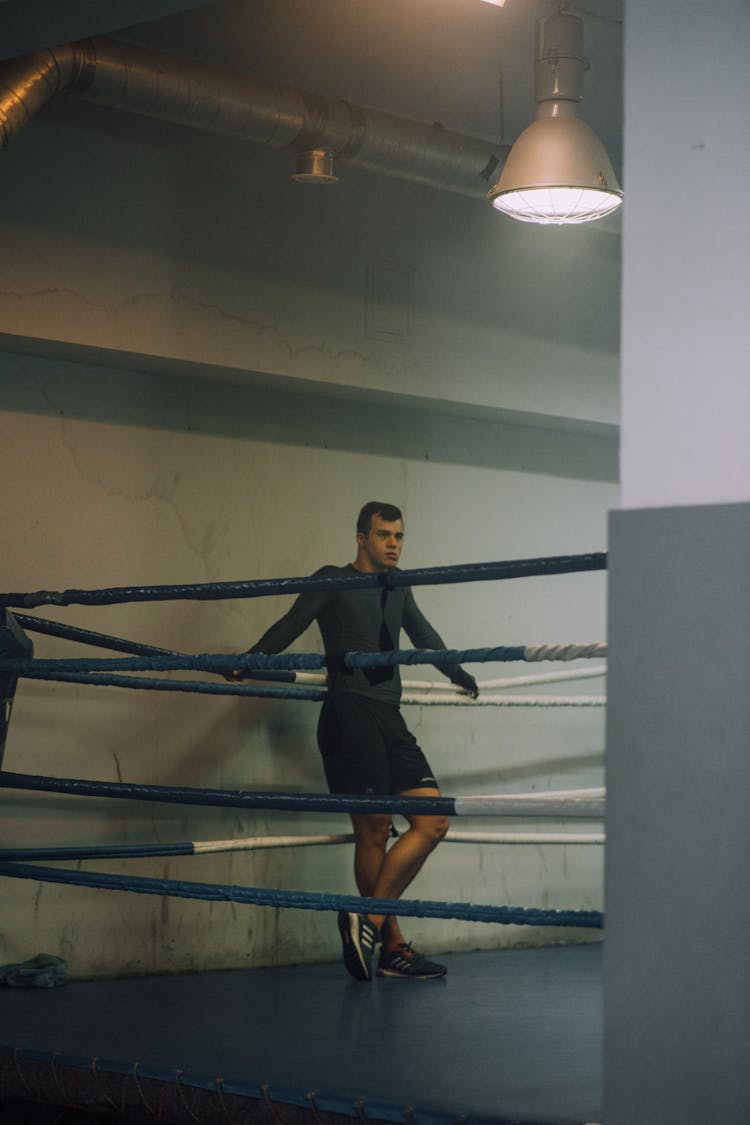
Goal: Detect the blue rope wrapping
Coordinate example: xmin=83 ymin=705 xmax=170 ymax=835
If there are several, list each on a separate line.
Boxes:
xmin=12 ymin=612 xmax=184 ymax=658
xmin=0 ymin=1049 xmax=479 ymax=1125
xmin=11 ymin=614 xmax=300 ymax=684
xmin=0 ymin=551 xmax=607 ymax=609
xmin=3 ymin=653 xmax=326 ymax=674
xmin=0 ymin=771 xmax=456 ymax=815
xmin=0 ymin=647 xmax=527 ymax=677
xmin=0 ymin=1049 xmax=490 ymax=1125
xmin=0 ymin=773 xmax=605 ymax=818
xmin=0 ymin=861 xmax=603 ymax=928
xmin=346 ymin=646 xmax=526 ymax=668
xmin=0 ymin=843 xmax=198 ymax=861
xmin=18 ymin=669 xmax=326 ymax=701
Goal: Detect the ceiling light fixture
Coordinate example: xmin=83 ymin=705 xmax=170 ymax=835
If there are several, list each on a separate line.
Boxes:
xmin=487 ymin=12 xmax=622 ymax=225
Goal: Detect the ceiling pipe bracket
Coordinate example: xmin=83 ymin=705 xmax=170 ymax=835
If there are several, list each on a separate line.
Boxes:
xmin=292 ymin=149 xmax=338 ymax=183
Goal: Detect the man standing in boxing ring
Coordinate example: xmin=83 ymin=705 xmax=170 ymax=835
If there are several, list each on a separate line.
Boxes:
xmin=232 ymin=502 xmax=478 ymax=981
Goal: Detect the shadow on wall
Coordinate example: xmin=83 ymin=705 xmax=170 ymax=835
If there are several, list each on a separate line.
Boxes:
xmin=442 ymin=749 xmax=605 ymax=792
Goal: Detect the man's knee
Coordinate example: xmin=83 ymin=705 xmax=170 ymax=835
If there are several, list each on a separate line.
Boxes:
xmin=352 ymin=813 xmax=392 ymax=848
xmin=410 ymin=815 xmax=450 ymax=848
xmin=430 ymin=815 xmax=450 ymax=845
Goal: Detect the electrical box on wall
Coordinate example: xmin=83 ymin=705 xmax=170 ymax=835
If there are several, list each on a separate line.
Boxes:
xmin=365 ymin=260 xmax=413 ymax=343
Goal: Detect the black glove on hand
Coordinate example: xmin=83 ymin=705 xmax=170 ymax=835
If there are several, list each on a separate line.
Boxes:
xmin=450 ymin=668 xmax=479 ymax=698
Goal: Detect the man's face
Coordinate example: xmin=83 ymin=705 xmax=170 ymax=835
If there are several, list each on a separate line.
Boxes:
xmin=357 ymin=514 xmax=404 ymax=571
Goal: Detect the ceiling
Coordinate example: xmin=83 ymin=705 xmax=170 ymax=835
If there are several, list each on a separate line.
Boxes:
xmin=0 ymin=0 xmax=624 ymax=181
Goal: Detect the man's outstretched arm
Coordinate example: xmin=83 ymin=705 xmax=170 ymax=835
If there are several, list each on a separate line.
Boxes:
xmin=403 ymin=590 xmax=478 ymax=698
xmin=226 ymin=587 xmax=327 ymax=679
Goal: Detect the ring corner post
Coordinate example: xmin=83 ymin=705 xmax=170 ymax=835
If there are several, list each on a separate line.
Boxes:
xmin=0 ymin=609 xmax=34 ymax=768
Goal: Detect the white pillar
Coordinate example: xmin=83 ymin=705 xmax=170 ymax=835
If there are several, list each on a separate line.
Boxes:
xmin=619 ymin=0 xmax=750 ymax=510
xmin=606 ymin=3 xmax=750 ymax=1123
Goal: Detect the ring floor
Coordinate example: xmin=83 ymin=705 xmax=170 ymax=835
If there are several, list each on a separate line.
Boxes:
xmin=0 ymin=942 xmax=603 ymax=1125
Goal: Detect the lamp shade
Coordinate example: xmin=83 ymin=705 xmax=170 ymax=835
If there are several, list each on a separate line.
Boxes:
xmin=488 ymin=12 xmax=623 ymax=226
xmin=488 ymin=103 xmax=622 ymax=225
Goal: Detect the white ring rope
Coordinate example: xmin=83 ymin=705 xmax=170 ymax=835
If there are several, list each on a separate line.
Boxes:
xmin=284 ymin=666 xmax=608 ymax=696
xmin=193 ymin=830 xmax=605 ymax=850
xmin=402 ymin=667 xmax=607 ymax=693
xmin=473 ymin=666 xmax=607 ymax=690
xmin=523 ymin=643 xmax=607 ymax=662
xmin=401 ymin=693 xmax=606 ymax=707
xmin=192 ymin=833 xmax=354 ymax=853
xmin=454 ymin=787 xmax=605 ymax=818
xmin=446 ymin=830 xmax=604 ymax=845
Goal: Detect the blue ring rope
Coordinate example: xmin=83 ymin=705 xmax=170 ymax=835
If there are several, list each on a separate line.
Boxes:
xmin=0 ymin=646 xmax=527 ymax=676
xmin=0 ymin=1047 xmax=492 ymax=1125
xmin=0 ymin=552 xmax=607 ymax=609
xmin=0 ymin=1046 xmax=491 ymax=1125
xmin=18 ymin=669 xmax=325 ymax=701
xmin=0 ymin=842 xmax=197 ymax=861
xmin=0 ymin=861 xmax=603 ymax=928
xmin=347 ymin=646 xmax=526 ymax=667
xmin=12 ymin=612 xmax=184 ymax=658
xmin=2 ymin=653 xmax=325 ymax=674
xmin=0 ymin=771 xmax=457 ymax=814
xmin=11 ymin=614 xmax=300 ymax=684
xmin=0 ymin=773 xmax=604 ymax=818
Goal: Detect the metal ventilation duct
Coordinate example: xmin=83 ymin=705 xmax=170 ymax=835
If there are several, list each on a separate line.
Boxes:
xmin=0 ymin=38 xmax=506 ymax=197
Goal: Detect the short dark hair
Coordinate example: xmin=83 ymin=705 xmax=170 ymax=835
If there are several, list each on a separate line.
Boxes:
xmin=357 ymin=501 xmax=403 ymax=535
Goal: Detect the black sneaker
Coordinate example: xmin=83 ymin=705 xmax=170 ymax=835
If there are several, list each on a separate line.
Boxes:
xmin=337 ymin=911 xmax=379 ymax=981
xmin=377 ymin=942 xmax=447 ymax=980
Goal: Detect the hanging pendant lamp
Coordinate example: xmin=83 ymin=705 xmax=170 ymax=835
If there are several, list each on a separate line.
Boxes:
xmin=488 ymin=12 xmax=622 ymax=225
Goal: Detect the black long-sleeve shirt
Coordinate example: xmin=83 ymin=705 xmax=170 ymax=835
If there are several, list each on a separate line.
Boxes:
xmin=250 ymin=564 xmax=471 ymax=705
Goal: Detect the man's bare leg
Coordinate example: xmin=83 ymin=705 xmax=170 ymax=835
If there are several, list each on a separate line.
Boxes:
xmin=350 ymin=811 xmax=406 ymax=950
xmin=350 ymin=787 xmax=449 ymax=951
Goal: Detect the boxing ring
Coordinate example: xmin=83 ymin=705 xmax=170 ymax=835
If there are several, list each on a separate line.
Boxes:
xmin=0 ymin=552 xmax=607 ymax=1125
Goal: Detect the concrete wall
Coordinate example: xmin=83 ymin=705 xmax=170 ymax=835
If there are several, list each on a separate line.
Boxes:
xmin=0 ymin=88 xmax=618 ymax=978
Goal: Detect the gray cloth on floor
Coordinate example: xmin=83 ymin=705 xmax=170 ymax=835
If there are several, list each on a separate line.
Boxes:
xmin=0 ymin=953 xmax=67 ymax=988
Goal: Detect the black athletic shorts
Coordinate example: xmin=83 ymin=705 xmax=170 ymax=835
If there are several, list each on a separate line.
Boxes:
xmin=316 ymin=694 xmax=439 ymax=796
